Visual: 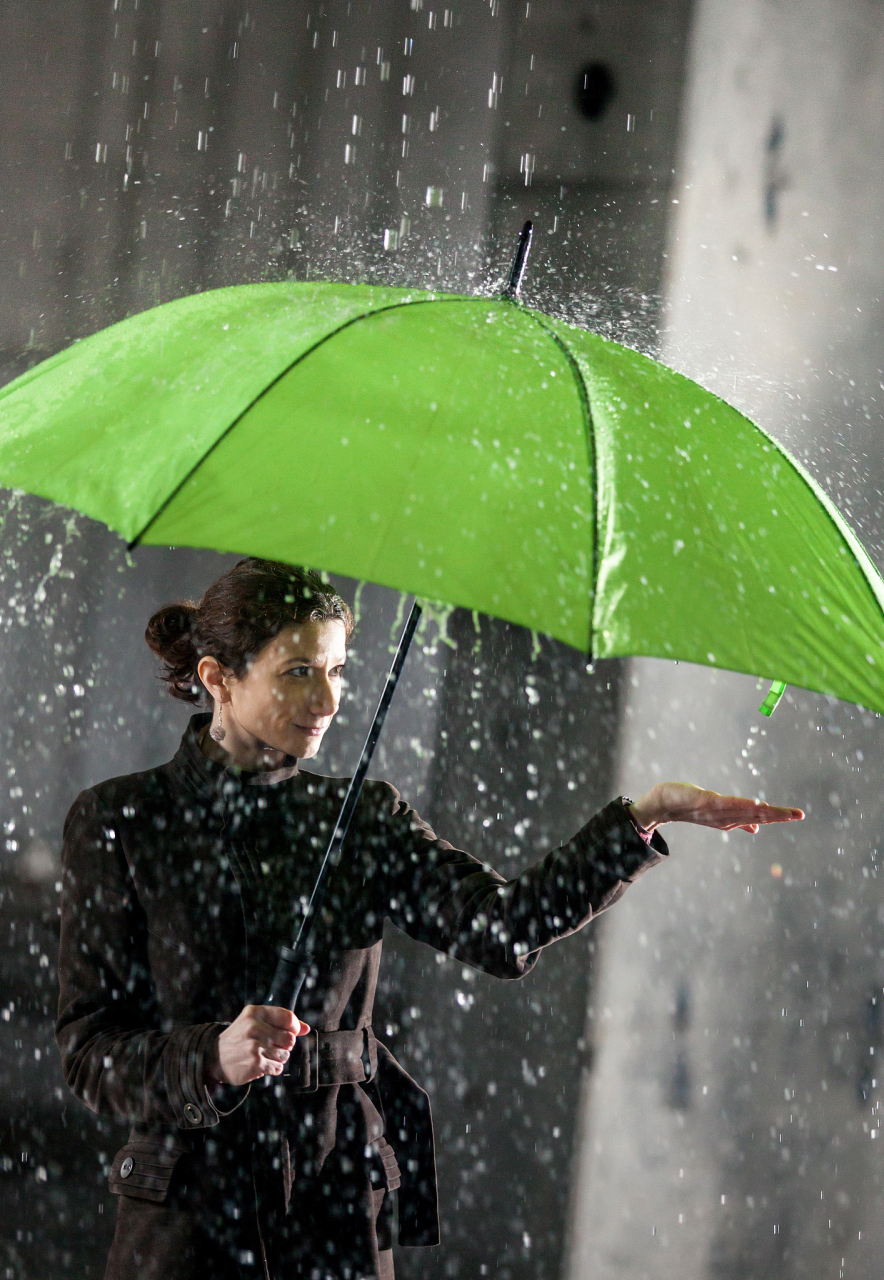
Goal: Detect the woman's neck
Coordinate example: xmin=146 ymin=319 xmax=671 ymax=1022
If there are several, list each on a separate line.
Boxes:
xmin=197 ymin=724 xmax=294 ymax=774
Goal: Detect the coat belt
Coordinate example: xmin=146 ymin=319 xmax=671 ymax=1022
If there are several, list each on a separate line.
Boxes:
xmin=284 ymin=1025 xmax=377 ymax=1093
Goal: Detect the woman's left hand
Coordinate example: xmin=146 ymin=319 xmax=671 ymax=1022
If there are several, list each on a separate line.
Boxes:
xmin=628 ymin=782 xmax=804 ymax=834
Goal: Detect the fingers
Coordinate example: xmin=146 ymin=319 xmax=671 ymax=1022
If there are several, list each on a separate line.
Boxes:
xmin=695 ymin=794 xmax=804 ymax=831
xmin=709 ymin=796 xmax=796 ymax=818
xmin=251 ymin=1022 xmax=299 ymax=1060
xmin=259 ymin=1004 xmax=303 ymax=1032
xmin=256 ymin=1059 xmax=284 ymax=1078
xmin=256 ymin=1005 xmax=311 ymax=1037
xmin=257 ymin=1038 xmax=294 ymax=1076
xmin=243 ymin=1023 xmax=295 ymax=1059
xmin=249 ymin=1005 xmax=310 ymax=1040
xmin=259 ymin=1040 xmax=292 ymax=1063
xmin=256 ymin=1013 xmax=311 ymax=1075
xmin=218 ymin=1007 xmax=313 ymax=1086
xmin=754 ymin=803 xmax=804 ymax=823
xmin=734 ymin=804 xmax=802 ymax=835
xmin=232 ymin=1006 xmax=312 ymax=1079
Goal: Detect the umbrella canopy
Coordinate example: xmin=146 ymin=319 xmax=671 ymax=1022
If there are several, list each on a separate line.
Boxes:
xmin=1 ymin=280 xmax=883 ymax=711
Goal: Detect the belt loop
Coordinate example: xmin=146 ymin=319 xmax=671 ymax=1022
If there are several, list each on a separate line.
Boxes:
xmin=305 ymin=1028 xmax=319 ymax=1092
xmin=288 ymin=1028 xmax=319 ymax=1092
xmin=362 ymin=1027 xmax=377 ymax=1082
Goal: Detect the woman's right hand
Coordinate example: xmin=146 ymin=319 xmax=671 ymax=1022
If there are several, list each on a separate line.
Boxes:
xmin=208 ymin=1004 xmax=311 ymax=1086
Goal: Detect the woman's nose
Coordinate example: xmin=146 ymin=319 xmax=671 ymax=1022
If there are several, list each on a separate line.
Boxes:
xmin=310 ymin=676 xmax=338 ymax=716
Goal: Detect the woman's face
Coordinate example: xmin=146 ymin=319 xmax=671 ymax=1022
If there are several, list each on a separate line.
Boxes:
xmin=221 ymin=618 xmax=348 ymax=762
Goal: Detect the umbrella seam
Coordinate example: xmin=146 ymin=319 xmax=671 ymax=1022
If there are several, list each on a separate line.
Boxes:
xmin=521 ymin=308 xmax=598 ymax=658
xmin=126 ymin=294 xmax=471 ymax=550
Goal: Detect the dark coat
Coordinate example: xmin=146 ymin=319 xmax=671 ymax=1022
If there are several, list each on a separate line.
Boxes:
xmin=56 ymin=712 xmax=667 ymax=1280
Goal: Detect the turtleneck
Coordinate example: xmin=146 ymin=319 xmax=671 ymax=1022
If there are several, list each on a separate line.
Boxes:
xmin=172 ymin=712 xmax=301 ymax=800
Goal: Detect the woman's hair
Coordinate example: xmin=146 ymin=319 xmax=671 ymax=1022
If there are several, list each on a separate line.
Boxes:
xmin=145 ymin=558 xmax=354 ymax=704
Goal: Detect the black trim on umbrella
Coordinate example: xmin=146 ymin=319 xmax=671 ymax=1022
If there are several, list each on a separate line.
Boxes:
xmin=530 ymin=313 xmax=599 ymax=663
xmin=503 ymin=220 xmax=533 ymax=300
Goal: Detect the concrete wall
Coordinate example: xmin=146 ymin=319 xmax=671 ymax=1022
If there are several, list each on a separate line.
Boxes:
xmin=566 ymin=3 xmax=884 ymax=1278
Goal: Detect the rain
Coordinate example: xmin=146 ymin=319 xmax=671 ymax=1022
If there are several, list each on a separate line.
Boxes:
xmin=1 ymin=3 xmax=883 ymax=1280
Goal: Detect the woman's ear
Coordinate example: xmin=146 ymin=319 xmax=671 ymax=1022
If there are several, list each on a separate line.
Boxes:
xmin=197 ymin=655 xmax=229 ymax=704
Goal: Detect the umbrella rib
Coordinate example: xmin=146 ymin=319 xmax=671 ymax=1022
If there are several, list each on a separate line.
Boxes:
xmin=126 ymin=294 xmax=467 ymax=550
xmin=524 ymin=311 xmax=598 ymax=658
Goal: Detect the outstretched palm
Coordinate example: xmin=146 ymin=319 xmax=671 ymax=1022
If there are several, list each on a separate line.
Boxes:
xmin=630 ymin=781 xmax=804 ymax=834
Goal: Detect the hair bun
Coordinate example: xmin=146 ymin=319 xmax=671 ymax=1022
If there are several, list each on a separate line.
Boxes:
xmin=144 ymin=601 xmax=198 ymax=658
xmin=145 ymin=601 xmax=204 ymax=703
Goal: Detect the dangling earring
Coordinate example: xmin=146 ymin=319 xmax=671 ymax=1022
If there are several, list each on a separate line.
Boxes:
xmin=210 ymin=702 xmax=226 ymax=743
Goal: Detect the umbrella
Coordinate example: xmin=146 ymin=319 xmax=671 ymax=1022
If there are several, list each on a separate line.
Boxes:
xmin=0 ymin=227 xmax=881 ymax=1006
xmin=1 ymin=238 xmax=882 ymax=720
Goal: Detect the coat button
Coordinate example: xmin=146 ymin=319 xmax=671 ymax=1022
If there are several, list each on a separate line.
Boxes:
xmin=119 ymin=1157 xmax=134 ymax=1178
xmin=183 ymin=1103 xmax=203 ymax=1125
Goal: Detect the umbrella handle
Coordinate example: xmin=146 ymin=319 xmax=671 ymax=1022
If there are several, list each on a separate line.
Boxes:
xmin=262 ymin=946 xmax=307 ymax=1089
xmin=265 ymin=944 xmax=308 ymax=1012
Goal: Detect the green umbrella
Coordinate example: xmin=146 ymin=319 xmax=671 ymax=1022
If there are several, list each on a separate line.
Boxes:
xmin=1 ymin=263 xmax=883 ymax=715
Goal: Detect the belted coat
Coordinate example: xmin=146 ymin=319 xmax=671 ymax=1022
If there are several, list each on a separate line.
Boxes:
xmin=56 ymin=712 xmax=668 ymax=1280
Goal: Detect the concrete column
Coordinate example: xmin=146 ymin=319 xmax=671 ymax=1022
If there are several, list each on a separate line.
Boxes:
xmin=567 ymin=3 xmax=884 ymax=1278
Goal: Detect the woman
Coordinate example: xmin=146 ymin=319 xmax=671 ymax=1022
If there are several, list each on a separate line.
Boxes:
xmin=56 ymin=558 xmax=802 ymax=1280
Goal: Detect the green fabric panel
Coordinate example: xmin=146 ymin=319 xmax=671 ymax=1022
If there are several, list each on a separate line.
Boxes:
xmin=0 ymin=281 xmax=437 ymax=539
xmin=144 ymin=299 xmax=595 ymax=646
xmin=546 ymin=316 xmax=884 ymax=712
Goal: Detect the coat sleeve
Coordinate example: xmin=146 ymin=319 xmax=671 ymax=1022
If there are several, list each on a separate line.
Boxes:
xmin=368 ymin=788 xmax=668 ymax=979
xmin=55 ymin=788 xmax=244 ymax=1129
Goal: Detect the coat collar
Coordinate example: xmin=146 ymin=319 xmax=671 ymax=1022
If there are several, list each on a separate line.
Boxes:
xmin=171 ymin=711 xmax=300 ymax=800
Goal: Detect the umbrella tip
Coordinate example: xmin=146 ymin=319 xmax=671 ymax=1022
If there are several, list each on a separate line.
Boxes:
xmin=503 ymin=220 xmax=533 ymax=300
xmin=758 ymin=679 xmax=786 ymax=717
